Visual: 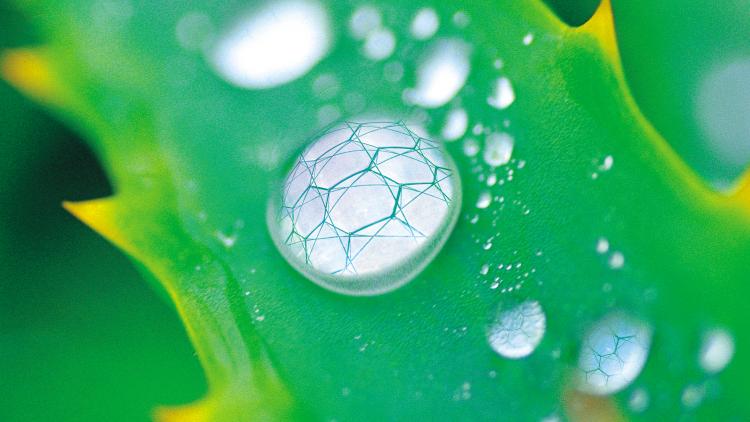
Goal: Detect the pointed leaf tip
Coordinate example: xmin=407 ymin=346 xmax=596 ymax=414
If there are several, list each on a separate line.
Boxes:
xmin=579 ymin=0 xmax=619 ymax=60
xmin=1 ymin=48 xmax=63 ymax=105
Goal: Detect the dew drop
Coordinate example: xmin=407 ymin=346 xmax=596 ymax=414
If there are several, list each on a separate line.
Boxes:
xmin=608 ymin=251 xmax=625 ymax=269
xmin=476 ymin=191 xmax=492 ymax=209
xmin=410 ymin=8 xmax=439 ymax=40
xmin=463 ymin=138 xmax=480 ymax=157
xmin=596 ymin=237 xmax=610 ymax=254
xmin=628 ymin=388 xmax=649 ymax=413
xmin=442 ymin=107 xmax=469 ymax=141
xmin=699 ymin=327 xmax=735 ymax=374
xmin=576 ymin=312 xmax=652 ymax=395
xmin=349 ymin=5 xmax=381 ymax=39
xmin=522 ymin=33 xmax=534 ymax=45
xmin=682 ymin=383 xmax=706 ymax=408
xmin=270 ymin=121 xmax=461 ymax=295
xmin=210 ymin=0 xmax=331 ymax=89
xmin=363 ymin=28 xmax=396 ymax=61
xmin=488 ymin=77 xmax=515 ymax=110
xmin=406 ymin=39 xmax=471 ymax=108
xmin=487 ymin=300 xmax=546 ymax=359
xmin=483 ymin=132 xmax=514 ymax=167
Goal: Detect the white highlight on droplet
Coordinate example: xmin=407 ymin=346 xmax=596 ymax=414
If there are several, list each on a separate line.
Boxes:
xmin=487 ymin=300 xmax=546 ymax=359
xmin=576 ymin=312 xmax=652 ymax=395
xmin=410 ymin=8 xmax=439 ymax=40
xmin=488 ymin=77 xmax=515 ymax=110
xmin=442 ymin=108 xmax=468 ymax=141
xmin=406 ymin=39 xmax=471 ymax=108
xmin=523 ymin=33 xmax=534 ymax=45
xmin=210 ymin=0 xmax=331 ymax=89
xmin=483 ymin=133 xmax=514 ymax=167
xmin=699 ymin=327 xmax=735 ymax=374
xmin=476 ymin=191 xmax=491 ymax=209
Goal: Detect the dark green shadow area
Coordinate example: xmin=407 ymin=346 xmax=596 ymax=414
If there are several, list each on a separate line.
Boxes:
xmin=542 ymin=0 xmax=599 ymax=26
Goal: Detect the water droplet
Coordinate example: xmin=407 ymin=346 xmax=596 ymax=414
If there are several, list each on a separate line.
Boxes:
xmin=363 ymin=27 xmax=396 ymax=61
xmin=682 ymin=383 xmax=706 ymax=408
xmin=483 ymin=132 xmax=514 ymax=167
xmin=576 ymin=312 xmax=652 ymax=395
xmin=406 ymin=39 xmax=471 ymax=108
xmin=628 ymin=388 xmax=649 ymax=413
xmin=601 ymin=155 xmax=614 ymax=171
xmin=480 ymin=264 xmax=490 ymax=275
xmin=699 ymin=328 xmax=735 ymax=374
xmin=312 ymin=73 xmax=340 ymax=100
xmin=596 ymin=237 xmax=610 ymax=254
xmin=175 ymin=11 xmax=214 ymax=51
xmin=410 ymin=8 xmax=439 ymax=40
xmin=522 ymin=33 xmax=534 ymax=45
xmin=349 ymin=5 xmax=381 ymax=39
xmin=384 ymin=61 xmax=404 ymax=82
xmin=476 ymin=191 xmax=492 ymax=209
xmin=608 ymin=251 xmax=625 ymax=269
xmin=487 ymin=300 xmax=546 ymax=359
xmin=270 ymin=121 xmax=461 ymax=295
xmin=463 ymin=138 xmax=479 ymax=157
xmin=452 ymin=11 xmax=470 ymax=28
xmin=488 ymin=77 xmax=515 ymax=110
xmin=210 ymin=0 xmax=331 ymax=89
xmin=442 ymin=107 xmax=469 ymax=141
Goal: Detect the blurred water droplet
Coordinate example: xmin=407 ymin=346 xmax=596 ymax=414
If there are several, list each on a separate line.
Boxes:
xmin=410 ymin=7 xmax=439 ymax=40
xmin=699 ymin=327 xmax=735 ymax=374
xmin=452 ymin=11 xmax=470 ymax=28
xmin=210 ymin=0 xmax=331 ymax=89
xmin=363 ymin=28 xmax=396 ymax=60
xmin=463 ymin=138 xmax=480 ymax=157
xmin=442 ymin=107 xmax=469 ymax=141
xmin=312 ymin=73 xmax=340 ymax=100
xmin=349 ymin=5 xmax=381 ymax=39
xmin=175 ymin=11 xmax=214 ymax=51
xmin=608 ymin=251 xmax=625 ymax=269
xmin=270 ymin=121 xmax=460 ymax=295
xmin=488 ymin=77 xmax=515 ymax=110
xmin=483 ymin=132 xmax=514 ymax=167
xmin=487 ymin=300 xmax=546 ymax=359
xmin=384 ymin=61 xmax=405 ymax=82
xmin=576 ymin=312 xmax=652 ymax=395
xmin=522 ymin=33 xmax=534 ymax=45
xmin=596 ymin=237 xmax=610 ymax=254
xmin=406 ymin=39 xmax=471 ymax=108
xmin=682 ymin=383 xmax=706 ymax=408
xmin=628 ymin=388 xmax=649 ymax=413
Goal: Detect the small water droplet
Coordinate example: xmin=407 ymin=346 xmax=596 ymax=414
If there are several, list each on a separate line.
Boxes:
xmin=410 ymin=7 xmax=439 ymax=40
xmin=312 ymin=73 xmax=340 ymax=100
xmin=363 ymin=27 xmax=396 ymax=60
xmin=463 ymin=138 xmax=480 ymax=157
xmin=406 ymin=39 xmax=471 ymax=108
xmin=682 ymin=383 xmax=706 ymax=408
xmin=384 ymin=61 xmax=404 ymax=82
xmin=601 ymin=155 xmax=614 ymax=171
xmin=608 ymin=251 xmax=625 ymax=269
xmin=628 ymin=388 xmax=649 ymax=413
xmin=596 ymin=237 xmax=610 ymax=254
xmin=210 ymin=0 xmax=331 ymax=89
xmin=349 ymin=5 xmax=381 ymax=39
xmin=699 ymin=328 xmax=735 ymax=374
xmin=576 ymin=312 xmax=652 ymax=395
xmin=452 ymin=11 xmax=470 ymax=28
xmin=487 ymin=173 xmax=498 ymax=186
xmin=175 ymin=11 xmax=214 ymax=51
xmin=483 ymin=132 xmax=514 ymax=167
xmin=522 ymin=33 xmax=534 ymax=45
xmin=488 ymin=77 xmax=515 ymax=110
xmin=480 ymin=264 xmax=490 ymax=275
xmin=487 ymin=300 xmax=546 ymax=359
xmin=442 ymin=107 xmax=469 ymax=141
xmin=476 ymin=191 xmax=492 ymax=209
xmin=270 ymin=121 xmax=461 ymax=295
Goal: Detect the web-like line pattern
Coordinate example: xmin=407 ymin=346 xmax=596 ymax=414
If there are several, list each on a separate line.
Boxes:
xmin=279 ymin=121 xmax=453 ymax=276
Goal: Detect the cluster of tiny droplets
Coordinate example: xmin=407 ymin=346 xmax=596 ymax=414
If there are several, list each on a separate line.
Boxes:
xmin=278 ymin=121 xmax=454 ymax=276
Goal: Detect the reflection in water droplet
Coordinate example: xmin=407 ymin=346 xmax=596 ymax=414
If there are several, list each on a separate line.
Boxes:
xmin=696 ymin=58 xmax=750 ymax=177
xmin=576 ymin=312 xmax=652 ymax=395
xmin=270 ymin=121 xmax=461 ymax=295
xmin=487 ymin=300 xmax=546 ymax=359
xmin=363 ymin=27 xmax=396 ymax=61
xmin=442 ymin=108 xmax=468 ymax=141
xmin=488 ymin=77 xmax=515 ymax=110
xmin=210 ymin=0 xmax=331 ymax=89
xmin=483 ymin=133 xmax=514 ymax=167
xmin=410 ymin=8 xmax=439 ymax=40
xmin=699 ymin=328 xmax=735 ymax=374
xmin=406 ymin=39 xmax=471 ymax=108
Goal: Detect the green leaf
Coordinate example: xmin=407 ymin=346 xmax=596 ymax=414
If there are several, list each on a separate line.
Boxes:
xmin=5 ymin=0 xmax=750 ymax=420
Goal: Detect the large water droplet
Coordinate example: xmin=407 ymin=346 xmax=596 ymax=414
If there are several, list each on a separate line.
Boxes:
xmin=442 ymin=107 xmax=468 ymax=141
xmin=406 ymin=39 xmax=471 ymax=108
xmin=699 ymin=327 xmax=735 ymax=374
xmin=487 ymin=300 xmax=546 ymax=359
xmin=210 ymin=0 xmax=331 ymax=89
xmin=576 ymin=312 xmax=652 ymax=395
xmin=270 ymin=121 xmax=461 ymax=295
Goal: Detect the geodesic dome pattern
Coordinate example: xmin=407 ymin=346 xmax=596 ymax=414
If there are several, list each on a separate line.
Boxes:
xmin=277 ymin=121 xmax=455 ymax=277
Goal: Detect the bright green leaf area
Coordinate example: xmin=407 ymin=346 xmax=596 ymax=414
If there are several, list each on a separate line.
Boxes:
xmin=6 ymin=0 xmax=750 ymax=420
